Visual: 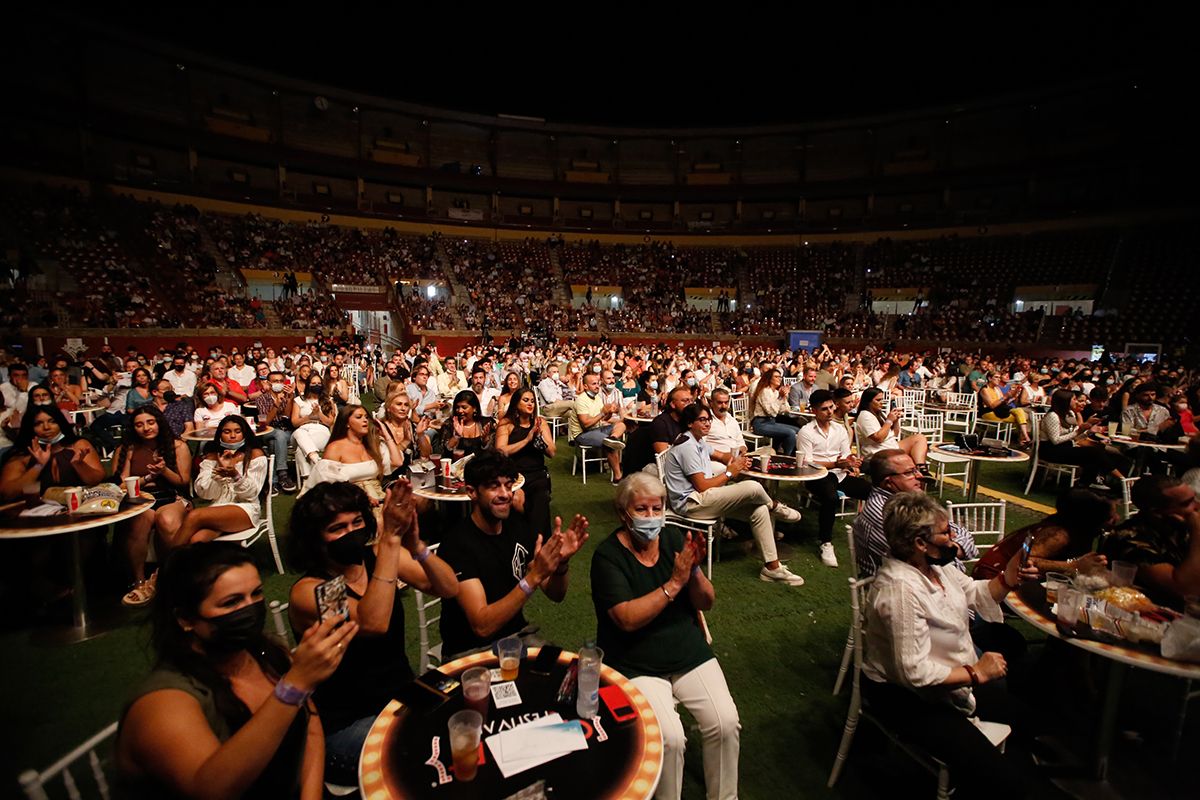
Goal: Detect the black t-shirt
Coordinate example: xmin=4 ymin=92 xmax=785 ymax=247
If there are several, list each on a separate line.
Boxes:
xmin=438 ymin=512 xmax=537 ymax=657
xmin=298 ymin=554 xmax=414 ymax=734
xmin=622 ymin=410 xmax=681 ymax=475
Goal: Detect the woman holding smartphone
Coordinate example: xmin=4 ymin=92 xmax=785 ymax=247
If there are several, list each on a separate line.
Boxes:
xmin=287 ymin=481 xmax=458 ymax=786
xmin=116 ymin=543 xmax=357 ymax=800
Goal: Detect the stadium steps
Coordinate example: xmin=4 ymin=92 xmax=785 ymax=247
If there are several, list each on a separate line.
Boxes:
xmin=196 ymin=223 xmax=244 ymax=292
xmin=546 ymin=247 xmax=573 ymax=303
xmin=431 ymin=237 xmax=468 ymax=328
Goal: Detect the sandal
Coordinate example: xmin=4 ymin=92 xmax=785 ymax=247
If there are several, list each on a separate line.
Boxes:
xmin=122 ymin=575 xmax=157 ymax=607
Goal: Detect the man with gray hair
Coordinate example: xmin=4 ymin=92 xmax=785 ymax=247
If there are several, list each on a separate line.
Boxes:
xmin=853 ymin=449 xmax=978 ymax=578
xmin=706 ymin=387 xmax=750 ymax=460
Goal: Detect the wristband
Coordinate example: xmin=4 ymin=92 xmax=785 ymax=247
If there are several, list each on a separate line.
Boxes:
xmin=964 ymin=664 xmax=979 ymax=687
xmin=692 ymin=565 xmax=703 ymax=578
xmin=518 ymin=577 xmax=535 ymax=596
xmin=273 ymin=680 xmax=313 ymax=707
xmin=372 ymin=573 xmax=397 ymax=584
xmin=414 ymin=546 xmax=433 ymax=563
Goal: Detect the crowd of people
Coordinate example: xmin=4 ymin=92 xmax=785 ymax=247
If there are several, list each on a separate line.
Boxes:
xmin=3 ymin=330 xmax=1200 ymax=799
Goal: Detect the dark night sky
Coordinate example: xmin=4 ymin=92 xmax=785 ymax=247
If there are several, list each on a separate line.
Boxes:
xmin=47 ymin=6 xmax=1181 ymax=128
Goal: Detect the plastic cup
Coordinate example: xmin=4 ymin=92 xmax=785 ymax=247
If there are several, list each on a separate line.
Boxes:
xmin=1044 ymin=572 xmax=1072 ymax=605
xmin=497 ymin=636 xmax=522 ymax=681
xmin=1109 ymin=560 xmax=1137 ymax=588
xmin=447 ymin=709 xmax=482 ymax=782
xmin=759 ymin=454 xmax=770 ymax=473
xmin=124 ymin=476 xmax=140 ymax=499
xmin=1057 ymin=587 xmax=1085 ymax=628
xmin=462 ymin=666 xmax=491 ymax=723
xmin=1107 ymin=421 xmax=1118 ymax=437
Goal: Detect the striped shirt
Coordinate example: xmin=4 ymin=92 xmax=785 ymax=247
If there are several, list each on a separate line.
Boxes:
xmin=853 ymin=487 xmax=978 ymax=577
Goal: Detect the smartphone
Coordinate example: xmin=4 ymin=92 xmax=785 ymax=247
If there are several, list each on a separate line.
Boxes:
xmin=599 ymin=685 xmax=637 ymax=724
xmin=1019 ymin=531 xmax=1034 ymax=567
xmin=394 ymin=679 xmax=448 ymax=715
xmin=314 ymin=575 xmax=349 ymax=623
xmin=530 ymin=645 xmax=563 ymax=676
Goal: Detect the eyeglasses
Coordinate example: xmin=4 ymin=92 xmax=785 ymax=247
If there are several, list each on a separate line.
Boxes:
xmin=884 ymin=467 xmax=922 ymax=478
xmin=695 ymin=416 xmax=712 ymax=423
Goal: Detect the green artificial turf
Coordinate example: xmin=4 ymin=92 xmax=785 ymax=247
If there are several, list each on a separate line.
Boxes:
xmin=3 ymin=442 xmax=1186 ymax=797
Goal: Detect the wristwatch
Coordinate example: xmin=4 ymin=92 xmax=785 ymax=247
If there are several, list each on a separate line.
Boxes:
xmin=724 ymin=470 xmax=733 ymax=479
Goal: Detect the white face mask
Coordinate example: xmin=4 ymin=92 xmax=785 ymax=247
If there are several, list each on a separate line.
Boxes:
xmin=271 ymin=382 xmax=285 ymax=393
xmin=592 ymin=365 xmax=602 ymax=374
xmin=203 ymin=394 xmax=219 ymax=406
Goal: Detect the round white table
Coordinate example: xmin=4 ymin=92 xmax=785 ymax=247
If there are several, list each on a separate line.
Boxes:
xmin=743 ymin=455 xmax=829 ymax=484
xmin=0 ymin=499 xmax=153 ymax=643
xmin=1006 ymin=585 xmax=1200 ymax=779
xmin=930 ymin=444 xmax=1029 ymax=501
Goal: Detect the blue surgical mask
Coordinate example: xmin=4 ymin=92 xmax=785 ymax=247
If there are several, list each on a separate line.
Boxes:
xmin=627 ymin=514 xmax=664 ymax=542
xmin=38 ymin=432 xmax=66 ymax=446
xmin=686 ymin=377 xmax=697 ymax=387
xmin=649 ymin=380 xmax=659 ymax=390
xmin=219 ymin=439 xmax=245 ymax=450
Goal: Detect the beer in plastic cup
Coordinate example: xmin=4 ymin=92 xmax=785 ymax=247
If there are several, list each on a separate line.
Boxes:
xmin=497 ymin=636 xmax=522 ymax=681
xmin=759 ymin=454 xmax=770 ymax=472
xmin=462 ymin=667 xmax=491 ymax=723
xmin=124 ymin=476 xmax=140 ymax=499
xmin=1107 ymin=421 xmax=1118 ymax=437
xmin=447 ymin=709 xmax=482 ymax=782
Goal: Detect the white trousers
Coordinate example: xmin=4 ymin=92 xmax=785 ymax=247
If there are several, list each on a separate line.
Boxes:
xmin=631 ymin=658 xmax=740 ymax=800
xmin=292 ymin=423 xmax=331 ymax=478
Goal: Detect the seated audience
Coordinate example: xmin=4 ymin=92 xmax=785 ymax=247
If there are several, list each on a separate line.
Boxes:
xmin=973 ymin=489 xmax=1113 ymax=579
xmin=535 ymin=363 xmax=574 ymax=417
xmin=287 ymin=481 xmax=457 ymax=784
xmin=749 ymin=369 xmax=799 ymax=455
xmin=0 ymin=403 xmax=105 ymax=499
xmin=375 ymin=386 xmax=432 ymax=477
xmin=115 ymin=543 xmax=356 ymax=799
xmin=114 ymin=406 xmax=192 ymax=606
xmin=663 ymin=403 xmax=803 ymax=586
xmin=445 ymin=390 xmax=493 ymax=459
xmin=1038 ymin=389 xmax=1128 ymax=489
xmin=168 ymin=416 xmax=268 ymax=548
xmin=437 ymin=451 xmax=589 ymax=658
xmin=591 ymin=473 xmax=738 ymax=800
xmin=1100 ymin=475 xmax=1200 ymax=609
xmin=862 ymin=491 xmax=1062 ymax=800
xmin=978 ymin=371 xmax=1032 ymax=446
xmin=568 ymin=371 xmax=627 ymax=484
xmin=300 ymin=406 xmax=400 ymax=522
xmin=495 ymin=388 xmax=556 ymax=541
xmin=291 ymin=375 xmax=337 ymax=480
xmin=254 ymin=370 xmax=298 ymax=493
xmin=799 ymin=390 xmax=872 ymax=568
xmin=193 ymin=382 xmax=240 ymax=431
xmin=854 ymin=387 xmax=929 ymax=473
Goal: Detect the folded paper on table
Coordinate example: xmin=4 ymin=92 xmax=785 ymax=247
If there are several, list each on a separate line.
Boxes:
xmin=20 ymin=502 xmax=66 ymax=517
xmin=485 ymin=713 xmax=588 ymax=778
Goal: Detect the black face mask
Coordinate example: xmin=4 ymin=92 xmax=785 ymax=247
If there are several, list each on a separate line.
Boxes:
xmin=923 ymin=537 xmax=957 ymax=567
xmin=199 ymin=599 xmax=266 ymax=654
xmin=327 ymin=525 xmax=372 ymax=565
xmin=174 ymin=364 xmax=185 ymax=372
xmin=162 ymin=390 xmax=178 ymax=403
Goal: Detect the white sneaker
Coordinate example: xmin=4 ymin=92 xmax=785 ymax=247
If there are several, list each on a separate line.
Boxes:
xmin=771 ymin=502 xmax=802 ymax=523
xmin=603 ymin=437 xmax=626 ymax=451
xmin=819 ymin=542 xmax=839 ymax=568
xmin=760 ymin=564 xmax=805 ymax=586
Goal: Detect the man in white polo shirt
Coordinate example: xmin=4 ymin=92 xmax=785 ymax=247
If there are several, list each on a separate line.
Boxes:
xmin=706 ymin=387 xmax=750 ymax=461
xmin=798 ymin=389 xmax=872 ymax=568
